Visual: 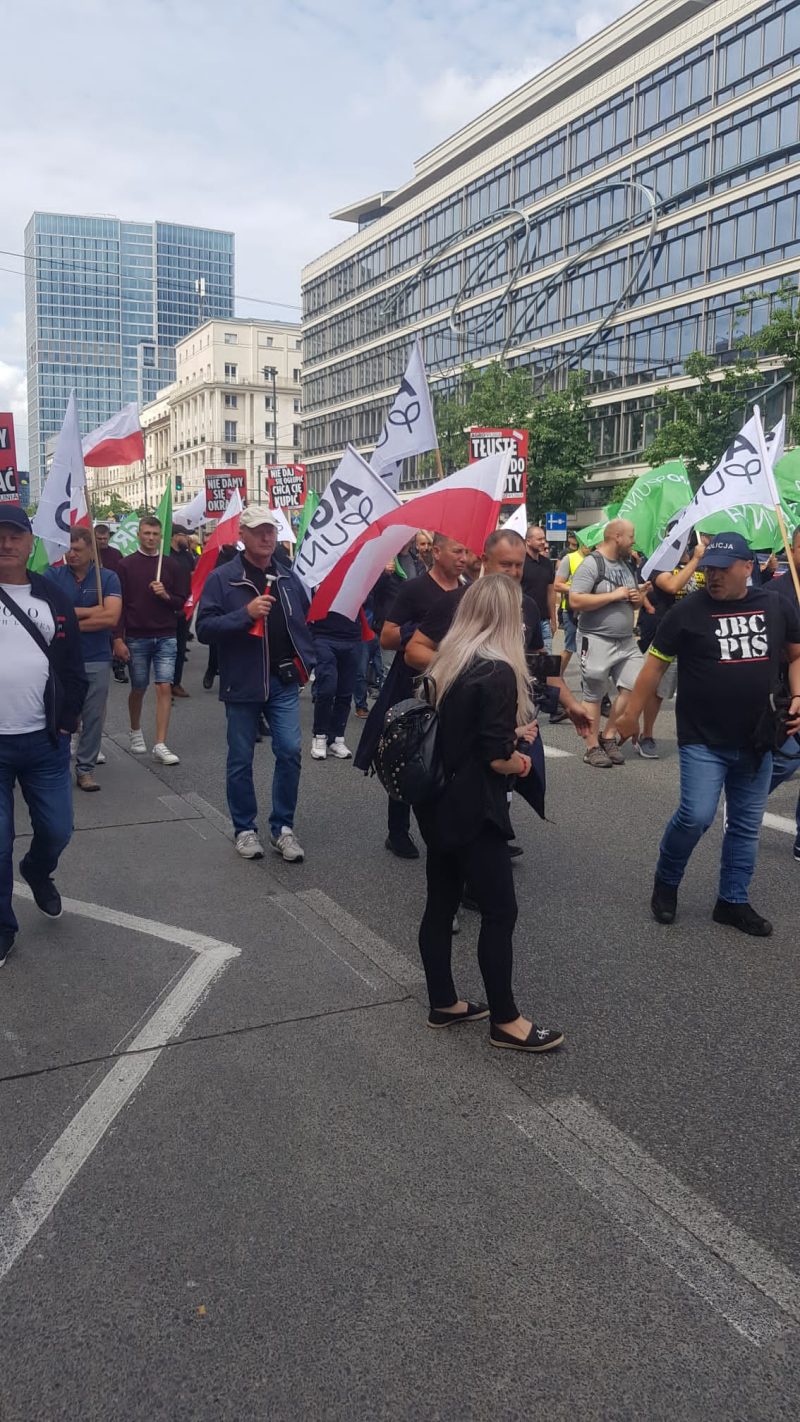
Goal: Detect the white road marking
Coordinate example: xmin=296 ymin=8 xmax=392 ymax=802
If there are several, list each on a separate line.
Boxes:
xmin=0 ymin=890 xmax=240 ymax=1286
xmin=542 ymin=744 xmax=574 ymax=759
xmin=297 ymin=888 xmax=425 ymax=987
xmin=762 ymin=812 xmax=797 ymax=835
xmin=183 ymin=791 xmax=234 ymax=840
xmin=508 ymin=1094 xmax=800 ymax=1347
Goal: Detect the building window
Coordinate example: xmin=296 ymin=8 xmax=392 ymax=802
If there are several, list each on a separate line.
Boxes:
xmin=264 ymin=335 xmax=274 ymax=347
xmin=293 ymin=424 xmax=302 ymax=447
xmin=224 ymin=393 xmax=238 ymax=408
xmin=223 ymin=450 xmax=238 ymax=466
xmin=293 ymin=368 xmax=301 ymax=382
xmin=265 ymin=396 xmax=273 ymax=410
xmin=295 ymin=338 xmax=302 ymax=349
xmin=293 ymin=398 xmax=301 ymax=413
xmin=224 ymin=362 xmax=237 ymax=380
xmin=265 ymin=422 xmax=274 ymax=438
xmin=224 ymin=420 xmax=237 ymax=440
xmin=224 ymin=332 xmax=238 ymax=344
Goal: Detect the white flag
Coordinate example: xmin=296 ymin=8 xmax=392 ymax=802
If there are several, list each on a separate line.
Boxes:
xmin=272 ymin=505 xmax=296 ymax=544
xmin=370 ymin=336 xmax=438 ymax=491
xmin=32 ymin=390 xmax=86 ymax=559
xmin=294 ymin=444 xmax=401 ymax=593
xmin=502 ymin=504 xmax=529 ymax=538
xmin=176 ymin=488 xmax=207 ymax=531
xmin=642 ymin=409 xmax=778 ymax=579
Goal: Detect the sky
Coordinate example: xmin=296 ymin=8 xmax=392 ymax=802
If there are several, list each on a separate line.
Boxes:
xmin=1 ymin=0 xmax=637 ymax=465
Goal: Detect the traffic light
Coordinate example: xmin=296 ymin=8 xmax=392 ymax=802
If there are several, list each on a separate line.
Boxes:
xmin=175 ymin=475 xmax=183 ymax=492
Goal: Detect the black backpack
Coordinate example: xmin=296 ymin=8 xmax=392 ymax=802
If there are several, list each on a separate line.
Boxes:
xmin=374 ymin=686 xmax=446 ymax=806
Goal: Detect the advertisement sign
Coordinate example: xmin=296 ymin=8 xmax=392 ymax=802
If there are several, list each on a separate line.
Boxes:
xmin=468 ymin=428 xmax=527 ymax=504
xmin=0 ymin=413 xmax=20 ymax=504
xmin=267 ymin=463 xmax=307 ymax=509
xmin=205 ymin=468 xmax=246 ymax=518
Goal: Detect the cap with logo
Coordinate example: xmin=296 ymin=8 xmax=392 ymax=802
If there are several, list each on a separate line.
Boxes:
xmin=239 ymin=506 xmax=279 ymax=531
xmin=698 ymin=532 xmax=753 ymax=568
xmin=0 ymin=506 xmax=33 ymax=533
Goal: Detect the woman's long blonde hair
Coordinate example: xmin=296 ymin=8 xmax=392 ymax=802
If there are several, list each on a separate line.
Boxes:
xmin=425 ymin=574 xmax=533 ymax=724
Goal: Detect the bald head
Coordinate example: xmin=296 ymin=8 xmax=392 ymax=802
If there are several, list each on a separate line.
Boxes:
xmin=603 ymin=518 xmax=636 ymax=557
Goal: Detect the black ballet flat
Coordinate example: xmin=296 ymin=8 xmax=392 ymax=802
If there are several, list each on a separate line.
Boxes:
xmin=427 ymin=1002 xmax=490 ymax=1028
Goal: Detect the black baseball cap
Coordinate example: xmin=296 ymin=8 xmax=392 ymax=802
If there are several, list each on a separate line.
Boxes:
xmin=0 ymin=505 xmax=33 ymax=533
xmin=699 ymin=532 xmax=753 ymax=568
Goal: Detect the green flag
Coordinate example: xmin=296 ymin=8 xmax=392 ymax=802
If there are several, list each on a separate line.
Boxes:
xmin=109 ymin=512 xmax=140 ymax=555
xmin=155 ymin=480 xmax=173 ymax=555
xmin=616 ymin=460 xmax=694 ymax=557
xmin=27 ymin=536 xmax=52 ymax=572
xmin=295 ymin=489 xmax=319 ymax=549
xmin=774 ymin=449 xmax=800 ymax=513
xmin=576 ymin=503 xmax=621 ymax=548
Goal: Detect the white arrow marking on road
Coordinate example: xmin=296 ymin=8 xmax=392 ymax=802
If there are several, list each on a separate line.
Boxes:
xmin=762 ymin=811 xmax=797 ymax=835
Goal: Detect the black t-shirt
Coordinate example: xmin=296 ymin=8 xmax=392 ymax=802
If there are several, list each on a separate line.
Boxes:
xmin=652 ymin=588 xmax=800 ymax=748
xmin=521 ymin=553 xmax=554 ymax=621
xmin=418 ymin=587 xmax=544 ymax=657
xmin=242 ymin=556 xmax=294 ymax=666
xmin=387 ymin=572 xmax=460 ymax=635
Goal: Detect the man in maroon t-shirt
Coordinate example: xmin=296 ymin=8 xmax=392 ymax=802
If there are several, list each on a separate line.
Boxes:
xmin=113 ymin=516 xmax=184 ymax=765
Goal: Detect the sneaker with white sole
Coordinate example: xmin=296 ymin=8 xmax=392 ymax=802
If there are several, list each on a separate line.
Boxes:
xmin=328 ymin=737 xmax=352 ymax=759
xmin=235 ymin=830 xmax=264 ymax=860
xmin=270 ymin=826 xmax=305 ymax=862
xmin=152 ymin=742 xmax=180 ymax=765
xmin=129 ymin=729 xmax=147 ymax=754
xmin=96 ymin=751 xmax=106 ymax=765
xmin=310 ymin=735 xmax=327 ymax=760
xmin=634 ymin=736 xmax=659 ymax=759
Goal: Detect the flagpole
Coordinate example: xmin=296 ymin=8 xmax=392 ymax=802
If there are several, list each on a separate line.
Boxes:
xmin=88 ymin=516 xmax=104 ymax=607
xmin=773 ymin=502 xmax=800 ymax=604
xmin=434 ymin=446 xmax=445 ymax=481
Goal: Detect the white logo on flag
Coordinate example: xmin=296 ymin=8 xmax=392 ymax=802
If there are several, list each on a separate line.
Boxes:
xmin=294 ymin=445 xmax=400 ymax=592
xmin=370 ymin=337 xmax=438 ymax=491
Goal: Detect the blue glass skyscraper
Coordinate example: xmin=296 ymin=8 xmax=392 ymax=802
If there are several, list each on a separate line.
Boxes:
xmin=25 ymin=213 xmax=235 ymax=494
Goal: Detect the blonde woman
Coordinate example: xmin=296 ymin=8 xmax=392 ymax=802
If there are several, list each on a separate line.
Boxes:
xmin=416 ymin=575 xmax=564 ymax=1053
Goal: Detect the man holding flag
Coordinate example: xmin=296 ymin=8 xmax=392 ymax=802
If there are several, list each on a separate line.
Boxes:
xmin=113 ymin=515 xmax=184 ymax=765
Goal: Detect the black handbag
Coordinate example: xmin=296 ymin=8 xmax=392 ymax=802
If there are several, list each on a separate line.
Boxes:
xmin=374 ymin=683 xmax=446 ymax=807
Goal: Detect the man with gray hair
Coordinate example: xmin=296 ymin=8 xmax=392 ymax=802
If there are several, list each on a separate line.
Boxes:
xmin=569 ymin=518 xmax=650 ymax=768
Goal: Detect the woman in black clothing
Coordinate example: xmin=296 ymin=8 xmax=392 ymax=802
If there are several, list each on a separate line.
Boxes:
xmin=416 ymin=575 xmax=564 ymax=1054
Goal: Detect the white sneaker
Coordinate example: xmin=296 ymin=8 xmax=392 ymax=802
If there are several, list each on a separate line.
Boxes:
xmin=270 ymin=826 xmax=305 ymax=862
xmin=310 ymin=735 xmax=328 ymax=760
xmin=129 ymin=730 xmax=147 ymax=754
xmin=235 ymin=830 xmax=264 ymax=860
xmin=328 ymin=737 xmax=352 ymax=759
xmin=96 ymin=751 xmax=106 ymax=765
xmin=152 ymin=742 xmax=180 ymax=765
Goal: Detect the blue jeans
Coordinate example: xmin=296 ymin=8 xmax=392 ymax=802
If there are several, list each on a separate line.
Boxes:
xmin=769 ymin=736 xmax=800 ymax=837
xmin=225 ymin=678 xmax=301 ymax=839
xmin=127 ymin=636 xmax=177 ymax=690
xmin=354 ymin=637 xmax=385 ymax=710
xmin=656 ymin=744 xmax=773 ymax=903
xmin=540 ymin=619 xmax=553 ymax=653
xmin=0 ymin=730 xmax=73 ymax=937
xmin=312 ymin=635 xmax=360 ymax=741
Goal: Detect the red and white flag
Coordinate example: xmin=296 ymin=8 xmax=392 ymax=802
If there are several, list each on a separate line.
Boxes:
xmin=185 ymin=490 xmax=243 ymax=616
xmin=82 ymin=403 xmax=145 ymax=468
xmin=308 ymin=450 xmax=510 ymax=623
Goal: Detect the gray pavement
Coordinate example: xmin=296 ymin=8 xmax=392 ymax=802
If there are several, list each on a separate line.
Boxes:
xmin=2 ymin=637 xmax=800 ymax=1420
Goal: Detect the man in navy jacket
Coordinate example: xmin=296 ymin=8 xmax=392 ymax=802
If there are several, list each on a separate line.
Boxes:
xmin=197 ymin=507 xmax=315 ymax=863
xmin=0 ymin=507 xmax=88 ymax=963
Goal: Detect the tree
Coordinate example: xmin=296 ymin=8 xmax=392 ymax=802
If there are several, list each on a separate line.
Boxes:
xmin=433 ymin=362 xmax=592 ymax=519
xmin=644 ymin=351 xmax=759 ymax=488
xmin=737 ymin=280 xmax=800 ymax=441
xmin=91 ymin=491 xmax=135 ymax=521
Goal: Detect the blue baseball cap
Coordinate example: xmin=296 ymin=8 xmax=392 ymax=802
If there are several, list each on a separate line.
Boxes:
xmin=699 ymin=532 xmax=753 ymax=568
xmin=0 ymin=505 xmax=33 ymax=533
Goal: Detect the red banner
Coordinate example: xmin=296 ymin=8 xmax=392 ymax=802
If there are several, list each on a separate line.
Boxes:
xmin=267 ymin=463 xmax=307 ymax=508
xmin=0 ymin=413 xmax=20 ymax=505
xmin=205 ymin=468 xmax=246 ymax=518
xmin=468 ymin=428 xmax=528 ymax=505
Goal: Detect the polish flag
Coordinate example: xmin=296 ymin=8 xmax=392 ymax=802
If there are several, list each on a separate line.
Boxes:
xmin=184 ymin=490 xmax=243 ymax=616
xmin=82 ymin=403 xmax=145 ymax=467
xmin=308 ymin=450 xmax=510 ymax=623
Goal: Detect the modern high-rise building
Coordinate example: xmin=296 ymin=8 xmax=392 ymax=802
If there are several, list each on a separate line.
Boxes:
xmin=301 ymin=0 xmax=800 ymax=515
xmin=25 ymin=213 xmax=235 ymax=495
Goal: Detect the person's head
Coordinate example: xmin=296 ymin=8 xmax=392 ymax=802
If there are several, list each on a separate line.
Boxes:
xmin=0 ymin=506 xmax=33 ymax=582
xmin=567 ymin=531 xmax=579 ymax=553
xmin=239 ymin=506 xmax=279 ymax=566
xmin=525 ymin=525 xmax=547 ymax=557
xmin=66 ymin=526 xmax=94 ymax=575
xmin=603 ymin=518 xmax=636 ymax=557
xmin=698 ymin=532 xmax=754 ymax=600
xmin=94 ymin=523 xmax=110 ymax=549
xmin=463 ymin=549 xmax=483 ymax=581
xmin=415 ymin=530 xmax=433 ymax=567
xmin=138 ymin=516 xmax=162 ymax=555
xmin=482 ymin=529 xmax=526 ymax=582
xmin=431 ymin=532 xmax=467 ymax=582
xmin=427 ymin=573 xmax=533 ymax=726
xmin=171 ymin=523 xmax=189 ymax=551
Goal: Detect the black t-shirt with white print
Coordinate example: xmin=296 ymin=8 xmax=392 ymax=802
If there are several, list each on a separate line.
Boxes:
xmin=652 ymin=587 xmax=800 ymax=748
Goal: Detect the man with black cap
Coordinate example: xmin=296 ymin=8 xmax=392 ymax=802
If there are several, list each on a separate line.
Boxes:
xmin=617 ymin=532 xmax=800 ymax=936
xmin=0 ymin=507 xmax=88 ymax=965
xmin=197 ymin=506 xmax=315 ymax=863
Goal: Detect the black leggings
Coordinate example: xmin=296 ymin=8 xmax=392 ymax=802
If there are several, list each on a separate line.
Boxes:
xmin=418 ymin=825 xmax=518 ymax=1023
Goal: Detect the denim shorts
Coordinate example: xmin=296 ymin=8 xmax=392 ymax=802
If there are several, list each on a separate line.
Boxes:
xmin=127 ymin=636 xmax=177 ymax=690
xmin=563 ymin=614 xmax=578 ymax=654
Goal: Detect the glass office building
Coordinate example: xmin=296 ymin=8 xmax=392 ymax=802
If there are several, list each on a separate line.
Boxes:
xmin=25 ymin=214 xmax=234 ymax=494
xmin=300 ymin=0 xmax=800 ymax=509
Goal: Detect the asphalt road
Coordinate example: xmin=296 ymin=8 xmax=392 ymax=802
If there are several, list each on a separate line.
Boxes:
xmin=2 ymin=635 xmax=799 ymax=1421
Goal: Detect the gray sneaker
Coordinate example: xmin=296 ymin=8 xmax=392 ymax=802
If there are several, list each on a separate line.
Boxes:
xmin=599 ymin=736 xmax=625 ymax=766
xmin=235 ymin=830 xmax=264 ymax=860
xmin=583 ymin=744 xmax=613 ymax=768
xmin=270 ymin=826 xmax=305 ymax=863
xmin=635 ymin=736 xmax=659 ymax=759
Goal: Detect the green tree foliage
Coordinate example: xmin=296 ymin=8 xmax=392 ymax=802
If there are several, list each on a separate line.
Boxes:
xmin=91 ymin=491 xmax=135 ymax=521
xmin=432 ymin=362 xmax=592 ymax=519
xmin=738 ymin=281 xmax=800 ymax=441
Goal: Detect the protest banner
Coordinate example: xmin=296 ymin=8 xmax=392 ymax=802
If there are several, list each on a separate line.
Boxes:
xmin=205 ymin=469 xmax=246 ymax=518
xmin=267 ymin=463 xmax=306 ymax=509
xmin=0 ymin=413 xmax=20 ymax=504
xmin=468 ymin=428 xmax=528 ymax=504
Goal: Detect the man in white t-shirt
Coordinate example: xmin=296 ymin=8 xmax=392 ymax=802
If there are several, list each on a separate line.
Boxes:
xmin=0 ymin=507 xmax=88 ymax=966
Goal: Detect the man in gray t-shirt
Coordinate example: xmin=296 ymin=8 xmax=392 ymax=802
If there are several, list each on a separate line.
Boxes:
xmin=569 ymin=518 xmax=651 ymax=768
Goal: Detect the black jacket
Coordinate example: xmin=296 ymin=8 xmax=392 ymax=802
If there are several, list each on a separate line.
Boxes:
xmin=1 ymin=574 xmax=88 ymax=741
xmin=196 ymin=553 xmax=315 ymax=703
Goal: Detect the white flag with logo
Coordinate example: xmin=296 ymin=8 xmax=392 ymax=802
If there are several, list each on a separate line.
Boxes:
xmin=32 ymin=389 xmax=86 ymax=560
xmin=294 ymin=445 xmax=401 ymax=593
xmin=370 ymin=336 xmax=438 ymax=491
xmin=176 ymin=488 xmax=207 ymax=531
xmin=642 ymin=409 xmax=779 ymax=579
xmin=502 ymin=504 xmax=529 ymax=538
xmin=272 ymin=505 xmax=296 ymax=544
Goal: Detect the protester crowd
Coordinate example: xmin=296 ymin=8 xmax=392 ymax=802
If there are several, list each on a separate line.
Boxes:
xmin=2 ymin=498 xmax=799 ymax=1059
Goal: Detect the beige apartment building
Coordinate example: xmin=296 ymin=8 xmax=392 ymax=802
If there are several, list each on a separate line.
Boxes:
xmin=92 ymin=317 xmax=303 ymax=512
